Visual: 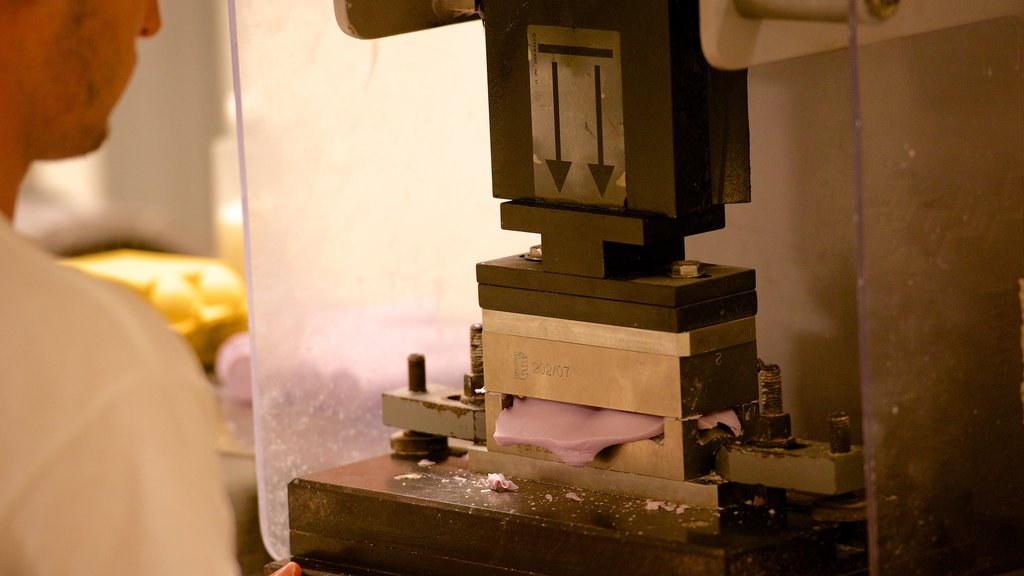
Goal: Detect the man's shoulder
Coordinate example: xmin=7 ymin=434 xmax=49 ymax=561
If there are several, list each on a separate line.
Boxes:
xmin=0 ymin=226 xmax=197 ymax=370
xmin=0 ymin=227 xmax=217 ymax=514
xmin=0 ymin=224 xmax=210 ymax=449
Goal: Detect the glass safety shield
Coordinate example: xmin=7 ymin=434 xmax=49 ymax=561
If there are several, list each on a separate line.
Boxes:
xmin=693 ymin=2 xmax=1024 ymax=572
xmin=229 ymin=1 xmax=531 ymax=557
xmin=853 ymin=15 xmax=1024 ymax=573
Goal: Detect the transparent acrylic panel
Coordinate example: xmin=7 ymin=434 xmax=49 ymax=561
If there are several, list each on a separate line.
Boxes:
xmin=856 ymin=18 xmax=1024 ymax=573
xmin=231 ymin=2 xmax=533 ymax=558
xmin=688 ymin=14 xmax=1024 ymax=574
xmin=687 ymin=47 xmax=862 ymax=444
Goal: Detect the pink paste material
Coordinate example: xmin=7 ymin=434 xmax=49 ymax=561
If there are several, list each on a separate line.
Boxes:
xmin=215 ymin=332 xmax=252 ymax=403
xmin=697 ymin=409 xmax=742 ymax=436
xmin=485 ymin=473 xmax=519 ymax=492
xmin=493 ymin=397 xmax=665 ymax=466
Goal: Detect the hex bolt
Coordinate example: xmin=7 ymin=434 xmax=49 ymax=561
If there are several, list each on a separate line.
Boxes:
xmin=670 ymin=259 xmax=706 ymax=279
xmin=753 ymin=361 xmax=795 ymax=448
xmin=525 ymin=245 xmax=543 ymax=262
xmin=829 ymin=411 xmax=852 ymax=454
xmin=759 ymin=363 xmax=784 ymax=416
xmin=407 ymin=353 xmax=426 ymax=393
xmin=463 ymin=324 xmax=485 ymax=404
xmin=469 ymin=323 xmax=483 ymax=376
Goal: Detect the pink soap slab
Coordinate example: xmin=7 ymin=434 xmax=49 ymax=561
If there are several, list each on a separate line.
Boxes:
xmin=493 ymin=397 xmax=665 ymax=467
xmin=215 ymin=331 xmax=252 ymax=403
xmin=697 ymin=409 xmax=743 ymax=437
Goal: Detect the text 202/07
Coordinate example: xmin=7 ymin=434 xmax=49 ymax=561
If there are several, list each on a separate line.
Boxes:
xmin=533 ymin=362 xmax=570 ymax=378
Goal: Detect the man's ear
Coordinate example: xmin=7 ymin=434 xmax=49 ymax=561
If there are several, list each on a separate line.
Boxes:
xmin=139 ymin=0 xmax=161 ymax=38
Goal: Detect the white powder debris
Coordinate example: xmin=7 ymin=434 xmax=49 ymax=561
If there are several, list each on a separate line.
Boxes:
xmin=393 ymin=473 xmax=422 ymax=480
xmin=486 ymin=473 xmax=519 ymax=493
xmin=675 ymin=504 xmax=690 ymax=514
xmin=452 ymin=476 xmax=468 ymax=483
xmin=644 ymin=500 xmax=678 ymax=512
xmin=417 ymin=459 xmax=436 ymax=468
xmin=565 ymin=492 xmax=583 ymax=502
xmin=545 ymin=494 xmax=554 ymax=502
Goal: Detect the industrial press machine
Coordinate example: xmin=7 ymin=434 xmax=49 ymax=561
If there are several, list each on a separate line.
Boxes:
xmin=231 ymin=1 xmax=1024 ymax=574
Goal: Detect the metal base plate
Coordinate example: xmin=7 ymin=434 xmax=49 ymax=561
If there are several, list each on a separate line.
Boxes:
xmin=286 ymin=454 xmax=843 ymax=576
xmin=477 ymin=255 xmax=755 ymax=308
xmin=469 ymin=442 xmax=724 ymax=504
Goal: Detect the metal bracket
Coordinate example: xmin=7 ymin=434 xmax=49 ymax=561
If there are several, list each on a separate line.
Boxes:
xmin=733 ymin=0 xmax=898 ymax=23
xmin=382 ymin=384 xmax=487 ymax=443
xmin=716 ymin=440 xmax=865 ymax=495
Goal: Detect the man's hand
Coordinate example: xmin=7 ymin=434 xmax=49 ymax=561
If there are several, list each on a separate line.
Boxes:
xmin=271 ymin=562 xmax=301 ymax=576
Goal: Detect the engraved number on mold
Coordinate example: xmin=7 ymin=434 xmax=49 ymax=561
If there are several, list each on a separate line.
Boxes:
xmin=715 ymin=352 xmax=723 ymax=366
xmin=532 ymin=362 xmax=571 ymax=378
xmin=513 ymin=351 xmax=529 ymax=380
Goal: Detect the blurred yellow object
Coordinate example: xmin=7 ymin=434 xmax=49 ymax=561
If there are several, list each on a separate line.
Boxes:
xmin=61 ymin=249 xmax=248 ymax=367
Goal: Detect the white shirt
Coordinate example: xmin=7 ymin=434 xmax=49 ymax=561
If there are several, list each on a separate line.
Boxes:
xmin=0 ymin=218 xmax=239 ymax=575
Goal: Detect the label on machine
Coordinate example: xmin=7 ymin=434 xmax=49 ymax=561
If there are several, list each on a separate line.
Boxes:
xmin=528 ymin=25 xmax=626 ymax=207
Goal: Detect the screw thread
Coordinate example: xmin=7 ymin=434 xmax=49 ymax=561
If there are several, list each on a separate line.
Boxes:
xmin=759 ymin=363 xmax=783 ymax=415
xmin=470 ymin=323 xmax=484 ymax=375
xmin=829 ymin=411 xmax=852 ymax=454
xmin=407 ymin=353 xmax=426 ymax=393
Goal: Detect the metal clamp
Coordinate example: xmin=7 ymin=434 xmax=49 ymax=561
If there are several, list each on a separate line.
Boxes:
xmin=733 ymin=0 xmax=899 ymax=23
xmin=334 ymin=0 xmax=479 ymax=40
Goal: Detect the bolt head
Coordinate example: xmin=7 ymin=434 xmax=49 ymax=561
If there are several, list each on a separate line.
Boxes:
xmin=753 ymin=413 xmax=795 ymax=448
xmin=525 ymin=245 xmax=543 ymax=262
xmin=390 ymin=430 xmax=448 ymax=458
xmin=670 ymin=260 xmax=706 ymax=279
xmin=866 ymin=0 xmax=899 ymax=20
xmin=462 ymin=373 xmax=485 ymax=405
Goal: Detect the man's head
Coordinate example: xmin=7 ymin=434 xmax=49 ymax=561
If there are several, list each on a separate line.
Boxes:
xmin=35 ymin=0 xmax=161 ymax=159
xmin=0 ymin=0 xmax=159 ymax=218
xmin=1 ymin=0 xmax=161 ymax=161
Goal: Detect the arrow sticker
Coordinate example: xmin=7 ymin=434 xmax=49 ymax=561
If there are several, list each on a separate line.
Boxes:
xmin=588 ymin=65 xmax=614 ymax=196
xmin=546 ymin=61 xmax=572 ymax=192
xmin=528 ymin=26 xmax=625 ymax=208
